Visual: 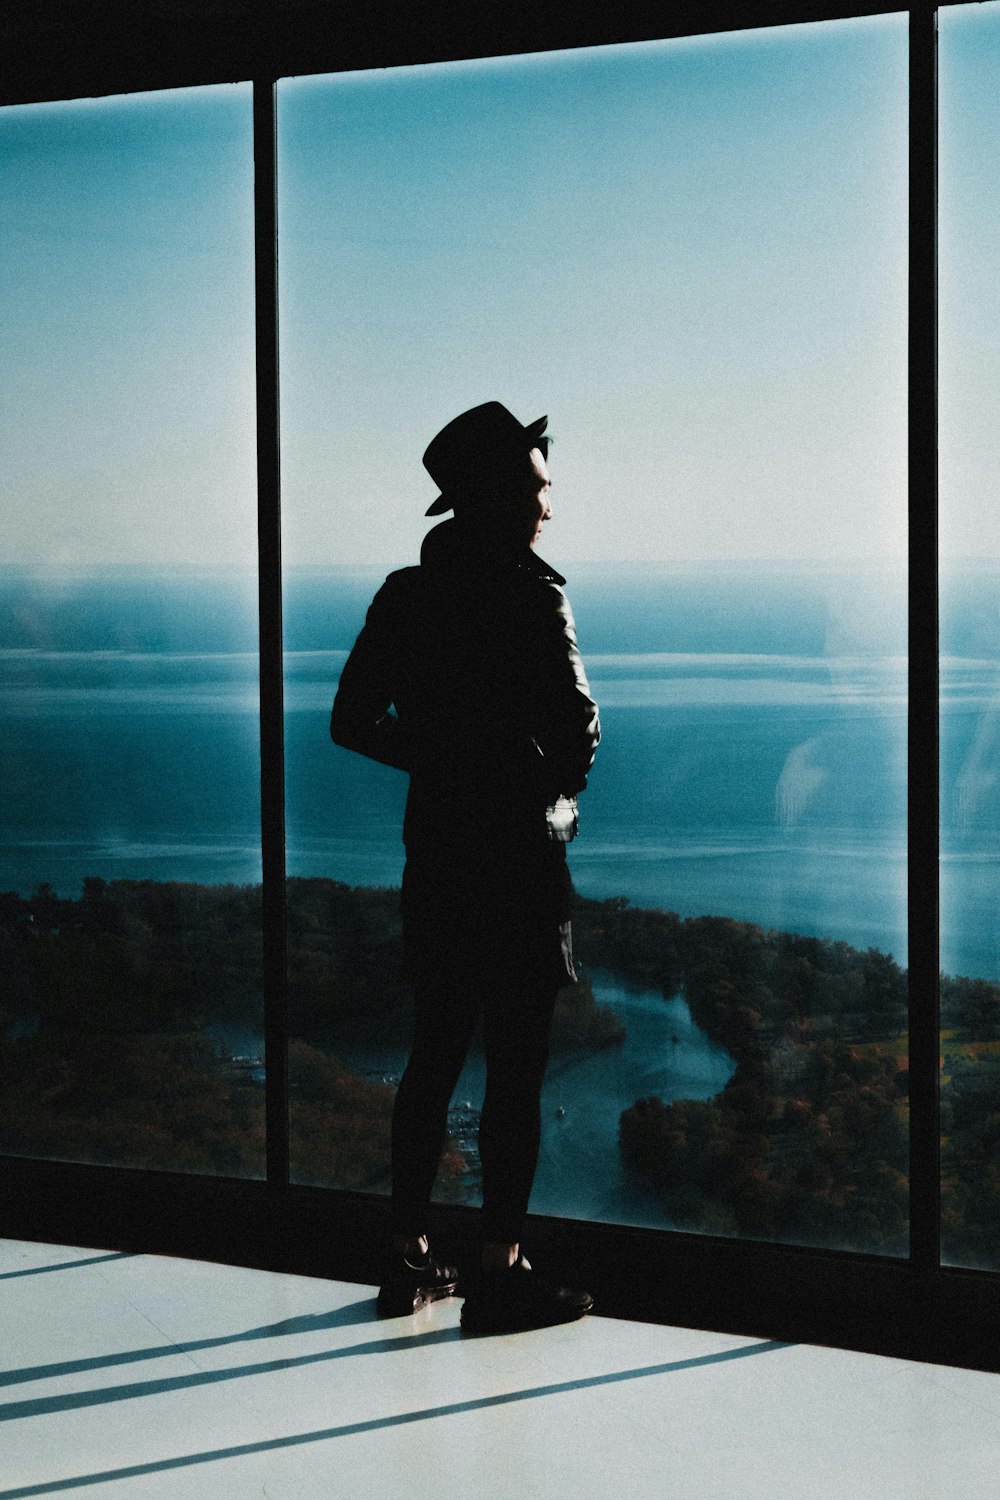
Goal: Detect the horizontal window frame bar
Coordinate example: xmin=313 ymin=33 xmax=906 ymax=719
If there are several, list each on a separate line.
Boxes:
xmin=2 ymin=1155 xmax=996 ymax=1371
xmin=1 ymin=0 xmax=950 ymax=110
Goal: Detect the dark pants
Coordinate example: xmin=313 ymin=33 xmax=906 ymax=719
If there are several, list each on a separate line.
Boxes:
xmin=390 ymin=967 xmax=560 ymax=1245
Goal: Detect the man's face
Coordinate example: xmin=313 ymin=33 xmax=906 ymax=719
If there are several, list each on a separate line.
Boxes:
xmin=519 ymin=446 xmax=553 ymax=551
xmin=462 ymin=444 xmax=553 ymax=549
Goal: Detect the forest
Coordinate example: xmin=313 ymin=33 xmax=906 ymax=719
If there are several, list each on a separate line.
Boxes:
xmin=571 ymin=893 xmax=999 ymax=1267
xmin=0 ymin=876 xmax=621 ymax=1194
xmin=0 ymin=877 xmax=997 ymax=1268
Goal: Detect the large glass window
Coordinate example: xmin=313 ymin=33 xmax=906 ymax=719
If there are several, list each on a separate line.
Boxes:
xmin=278 ymin=15 xmax=909 ymax=1252
xmin=939 ymin=0 xmax=1000 ymax=1271
xmin=0 ymin=85 xmax=264 ymax=1175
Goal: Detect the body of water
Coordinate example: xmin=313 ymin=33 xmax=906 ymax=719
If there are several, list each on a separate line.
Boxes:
xmin=1 ymin=565 xmax=998 ymax=982
xmin=209 ymin=966 xmax=737 ymax=1226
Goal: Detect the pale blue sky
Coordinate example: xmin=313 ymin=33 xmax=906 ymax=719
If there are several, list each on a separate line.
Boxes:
xmin=0 ymin=9 xmax=995 ymax=568
xmin=0 ymin=83 xmax=257 ymax=567
xmin=939 ymin=1 xmax=1000 ymax=565
xmin=278 ymin=15 xmax=909 ymax=567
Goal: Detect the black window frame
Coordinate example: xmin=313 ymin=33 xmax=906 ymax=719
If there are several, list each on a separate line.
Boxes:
xmin=4 ymin=0 xmax=991 ymax=1372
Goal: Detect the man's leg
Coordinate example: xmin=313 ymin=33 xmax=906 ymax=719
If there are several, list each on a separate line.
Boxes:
xmin=461 ymin=969 xmax=592 ymax=1332
xmin=376 ymin=970 xmax=479 ymax=1316
xmin=477 ymin=971 xmax=559 ymax=1251
xmin=389 ymin=970 xmax=479 ymax=1241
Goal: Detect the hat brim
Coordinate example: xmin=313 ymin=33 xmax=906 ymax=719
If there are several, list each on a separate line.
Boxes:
xmin=424 ymin=413 xmax=548 ymax=516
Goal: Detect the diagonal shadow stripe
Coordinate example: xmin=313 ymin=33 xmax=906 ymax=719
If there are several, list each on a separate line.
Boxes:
xmin=0 ymin=1253 xmax=136 ymax=1282
xmin=0 ymin=1324 xmax=465 ymax=1421
xmin=0 ymin=1299 xmax=378 ymax=1390
xmin=0 ymin=1340 xmax=790 ymax=1499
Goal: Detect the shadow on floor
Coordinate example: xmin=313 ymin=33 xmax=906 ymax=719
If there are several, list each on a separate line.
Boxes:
xmin=0 ymin=1339 xmax=791 ymax=1500
xmin=0 ymin=1252 xmax=137 ymax=1282
xmin=0 ymin=1297 xmax=380 ymax=1391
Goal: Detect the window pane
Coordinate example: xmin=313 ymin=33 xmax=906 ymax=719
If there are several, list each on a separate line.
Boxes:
xmin=279 ymin=16 xmax=909 ymax=1252
xmin=939 ymin=1 xmax=1000 ymax=1271
xmin=0 ymin=86 xmax=263 ymax=1176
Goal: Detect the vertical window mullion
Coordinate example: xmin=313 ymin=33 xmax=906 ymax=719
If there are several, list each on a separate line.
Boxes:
xmin=254 ymin=76 xmax=290 ymax=1189
xmin=907 ymin=2 xmax=940 ymax=1273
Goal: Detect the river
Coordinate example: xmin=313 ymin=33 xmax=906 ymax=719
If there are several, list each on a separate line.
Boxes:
xmin=210 ymin=967 xmax=736 ymax=1228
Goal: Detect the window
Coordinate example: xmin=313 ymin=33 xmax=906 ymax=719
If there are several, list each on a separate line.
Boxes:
xmin=0 ymin=83 xmax=264 ymax=1176
xmin=939 ymin=0 xmax=1000 ymax=1271
xmin=278 ymin=16 xmax=910 ymax=1254
xmin=2 ymin=1 xmax=997 ymax=1371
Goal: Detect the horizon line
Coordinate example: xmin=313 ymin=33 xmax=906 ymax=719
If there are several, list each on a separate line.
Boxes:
xmin=2 ymin=554 xmax=984 ymax=574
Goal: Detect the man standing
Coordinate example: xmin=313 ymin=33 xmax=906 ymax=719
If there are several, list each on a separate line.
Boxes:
xmin=330 ymin=402 xmax=600 ymax=1332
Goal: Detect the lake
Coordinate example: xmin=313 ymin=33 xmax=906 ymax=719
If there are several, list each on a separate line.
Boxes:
xmin=1 ymin=563 xmax=998 ymax=982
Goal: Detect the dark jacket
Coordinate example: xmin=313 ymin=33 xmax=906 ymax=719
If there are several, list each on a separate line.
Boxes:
xmin=330 ymin=518 xmax=600 ymax=854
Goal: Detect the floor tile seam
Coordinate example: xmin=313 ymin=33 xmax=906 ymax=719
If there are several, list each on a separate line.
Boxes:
xmin=504 ymin=1350 xmax=755 ymax=1403
xmin=179 ymin=1356 xmax=714 ymax=1440
xmin=764 ymin=1393 xmax=988 ymax=1443
xmin=795 ymin=1417 xmax=999 ymax=1463
xmin=10 ymin=1338 xmax=410 ymax=1423
xmin=165 ymin=1329 xmax=797 ymax=1420
xmin=159 ymin=1352 xmax=546 ymax=1416
xmin=5 ymin=1322 xmax=796 ymax=1423
xmin=597 ymin=1396 xmax=818 ymax=1454
xmin=564 ymin=1380 xmax=688 ymax=1460
xmin=799 ymin=1362 xmax=1000 ymax=1425
xmin=511 ymin=1324 xmax=772 ymax=1374
xmin=9 ymin=1407 xmax=990 ymax=1500
xmin=919 ymin=1371 xmax=1000 ymax=1421
xmin=87 ymin=1256 xmax=322 ymax=1378
xmin=581 ymin=1354 xmax=865 ymax=1438
xmin=2 ymin=1323 xmax=364 ymax=1395
xmin=588 ymin=1448 xmax=869 ymax=1500
xmin=199 ymin=1378 xmax=286 ymax=1424
xmin=79 ymin=1263 xmax=239 ymax=1383
xmin=888 ymin=1374 xmax=1000 ymax=1428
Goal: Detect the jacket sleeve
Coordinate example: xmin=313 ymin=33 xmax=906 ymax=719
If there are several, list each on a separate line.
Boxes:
xmin=531 ymin=585 xmax=600 ymax=799
xmin=329 ymin=579 xmax=412 ymax=773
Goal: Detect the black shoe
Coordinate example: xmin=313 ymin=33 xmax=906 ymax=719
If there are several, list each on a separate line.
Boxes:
xmin=376 ymin=1249 xmax=459 ymax=1318
xmin=460 ymin=1254 xmax=593 ymax=1334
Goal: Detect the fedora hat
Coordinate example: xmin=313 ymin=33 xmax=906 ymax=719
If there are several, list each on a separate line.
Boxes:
xmin=422 ymin=402 xmax=548 ymax=516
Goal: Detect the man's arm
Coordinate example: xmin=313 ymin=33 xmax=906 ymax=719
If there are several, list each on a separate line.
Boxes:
xmin=330 ymin=580 xmax=412 ymax=773
xmin=531 ymin=585 xmax=600 ymax=798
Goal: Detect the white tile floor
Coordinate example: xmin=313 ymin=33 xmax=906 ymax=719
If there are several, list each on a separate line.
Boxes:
xmin=3 ymin=1238 xmax=999 ymax=1500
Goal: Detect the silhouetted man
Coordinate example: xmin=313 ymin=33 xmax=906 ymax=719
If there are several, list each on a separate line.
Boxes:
xmin=330 ymin=401 xmax=599 ymax=1332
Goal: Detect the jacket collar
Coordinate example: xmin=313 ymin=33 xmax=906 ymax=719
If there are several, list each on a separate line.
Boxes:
xmin=419 ymin=518 xmax=566 ymax=586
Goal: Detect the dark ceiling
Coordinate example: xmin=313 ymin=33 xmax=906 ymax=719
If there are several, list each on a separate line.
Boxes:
xmin=2 ymin=0 xmax=909 ymax=108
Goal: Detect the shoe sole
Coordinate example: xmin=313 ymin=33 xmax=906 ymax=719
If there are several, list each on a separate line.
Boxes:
xmin=376 ymin=1280 xmax=459 ymax=1318
xmin=460 ymin=1294 xmax=593 ymax=1335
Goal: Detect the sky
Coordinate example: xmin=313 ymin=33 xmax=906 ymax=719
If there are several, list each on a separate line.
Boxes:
xmin=938 ymin=2 xmax=1000 ymax=566
xmin=0 ymin=7 xmax=995 ymax=569
xmin=0 ymin=84 xmax=257 ymax=568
